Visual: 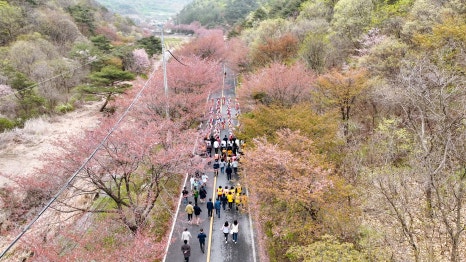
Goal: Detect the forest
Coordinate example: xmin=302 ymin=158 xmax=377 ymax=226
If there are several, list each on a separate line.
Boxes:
xmin=177 ymin=0 xmax=466 ymax=261
xmin=1 ymin=0 xmax=466 ymax=261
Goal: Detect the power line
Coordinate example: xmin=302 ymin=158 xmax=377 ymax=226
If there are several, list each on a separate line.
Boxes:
xmin=0 ymin=56 xmax=162 ymax=259
xmin=0 ymin=44 xmax=134 ymax=101
xmin=167 ymin=50 xmax=187 ymax=66
xmin=1 ymin=58 xmax=94 ymax=101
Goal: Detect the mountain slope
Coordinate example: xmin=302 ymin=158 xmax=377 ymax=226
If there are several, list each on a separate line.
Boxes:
xmin=95 ymin=0 xmax=193 ymax=21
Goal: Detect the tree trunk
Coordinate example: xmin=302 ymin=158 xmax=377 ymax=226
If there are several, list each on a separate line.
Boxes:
xmin=99 ymin=93 xmax=113 ymax=112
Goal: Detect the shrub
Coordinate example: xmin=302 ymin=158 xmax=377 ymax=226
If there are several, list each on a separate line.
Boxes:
xmin=55 ymin=103 xmax=74 ymax=114
xmin=0 ymin=117 xmax=15 ymax=132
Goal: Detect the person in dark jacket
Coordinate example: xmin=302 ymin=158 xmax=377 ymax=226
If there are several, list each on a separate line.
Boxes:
xmin=220 ymin=193 xmax=227 ymax=211
xmin=206 ymin=198 xmax=214 ymax=217
xmin=197 ymin=228 xmax=207 ymax=253
xmin=181 ymin=240 xmax=191 ymax=262
xmin=199 ymin=186 xmax=207 ymax=203
xmin=193 ymin=204 xmax=202 ymax=225
xmin=214 ymin=198 xmax=221 ymax=218
xmin=225 ymin=164 xmax=233 ymax=180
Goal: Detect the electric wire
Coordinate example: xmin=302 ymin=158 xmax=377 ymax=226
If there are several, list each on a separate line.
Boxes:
xmin=0 ymin=53 xmax=163 ymax=259
xmin=0 ymin=52 xmax=103 ymax=100
xmin=167 ymin=49 xmax=187 ymax=66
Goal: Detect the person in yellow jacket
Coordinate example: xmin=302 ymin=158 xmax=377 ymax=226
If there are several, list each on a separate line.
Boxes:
xmin=235 ymin=192 xmax=241 ymax=211
xmin=227 ymin=192 xmax=234 ymax=211
xmin=240 ymin=193 xmax=248 ymax=212
xmin=217 ymin=186 xmax=223 ymax=200
xmin=235 ymin=183 xmax=242 ymax=194
xmin=229 ymin=186 xmax=235 ymax=196
xmin=185 ymin=201 xmax=194 ymax=224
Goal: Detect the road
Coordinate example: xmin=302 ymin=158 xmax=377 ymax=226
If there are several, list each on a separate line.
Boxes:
xmin=163 ymin=67 xmax=259 ymax=262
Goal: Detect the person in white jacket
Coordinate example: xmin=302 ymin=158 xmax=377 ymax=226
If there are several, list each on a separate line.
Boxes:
xmin=221 ymin=221 xmax=230 ymax=243
xmin=231 ymin=220 xmax=239 ymax=243
xmin=181 ymin=228 xmax=192 ymax=244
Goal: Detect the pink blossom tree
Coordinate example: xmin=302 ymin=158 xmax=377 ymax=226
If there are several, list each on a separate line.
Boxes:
xmin=130 ymin=48 xmax=151 ymax=74
xmin=238 ymin=62 xmax=316 ymax=110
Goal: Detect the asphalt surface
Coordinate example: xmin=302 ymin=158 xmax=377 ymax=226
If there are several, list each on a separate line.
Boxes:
xmin=164 ymin=68 xmax=258 ymax=262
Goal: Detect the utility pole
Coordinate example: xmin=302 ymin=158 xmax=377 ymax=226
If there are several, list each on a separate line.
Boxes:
xmin=161 ymin=24 xmax=169 ymax=118
xmin=221 ymin=64 xmax=226 ymax=114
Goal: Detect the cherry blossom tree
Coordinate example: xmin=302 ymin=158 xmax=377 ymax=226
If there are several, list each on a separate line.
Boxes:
xmin=238 ymin=62 xmax=315 ymax=110
xmin=174 ymin=29 xmax=227 ymax=61
xmin=129 ymin=48 xmax=151 ymax=74
xmin=43 ymin=117 xmax=191 ymax=234
xmin=133 ymin=55 xmax=222 ymax=129
xmin=240 ymin=130 xmax=355 ymax=260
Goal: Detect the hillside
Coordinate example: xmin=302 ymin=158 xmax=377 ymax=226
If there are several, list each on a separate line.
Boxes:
xmin=95 ymin=0 xmax=193 ymax=22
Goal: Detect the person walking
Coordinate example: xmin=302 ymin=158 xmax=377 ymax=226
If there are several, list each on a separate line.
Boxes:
xmin=197 ymin=228 xmax=207 ymax=253
xmin=240 ymin=193 xmax=248 ymax=212
xmin=214 ymin=198 xmax=221 ymax=218
xmin=221 ymin=221 xmax=231 ymax=243
xmin=231 ymin=220 xmax=239 ymax=243
xmin=217 ymin=186 xmax=223 ymax=200
xmin=232 ymin=159 xmax=239 ymax=175
xmin=181 ymin=228 xmax=192 ymax=244
xmin=193 ymin=187 xmax=199 ymax=206
xmin=227 ymin=192 xmax=234 ymax=211
xmin=236 ymin=183 xmax=242 ymax=195
xmin=213 ymin=139 xmax=220 ymax=154
xmin=199 ymin=186 xmax=207 ymax=204
xmin=220 ymin=158 xmax=226 ymax=174
xmin=205 ymin=139 xmax=212 ymax=157
xmin=201 ymin=172 xmax=209 ymax=187
xmin=220 ymin=193 xmax=227 ymax=211
xmin=190 ymin=175 xmax=195 ymax=191
xmin=181 ymin=240 xmax=191 ymax=262
xmin=182 ymin=186 xmax=189 ymax=205
xmin=225 ymin=164 xmax=233 ymax=181
xmin=193 ymin=204 xmax=202 ymax=225
xmin=235 ymin=192 xmax=241 ymax=211
xmin=207 ymin=198 xmax=214 ymax=217
xmin=213 ymin=159 xmax=220 ymax=177
xmin=185 ymin=202 xmax=194 ymax=224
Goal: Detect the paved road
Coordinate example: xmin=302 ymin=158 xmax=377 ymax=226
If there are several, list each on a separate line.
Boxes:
xmin=164 ymin=67 xmax=258 ymax=262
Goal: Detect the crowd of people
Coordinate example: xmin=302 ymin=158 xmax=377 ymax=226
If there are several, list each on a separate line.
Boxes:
xmin=179 ymin=94 xmax=247 ymax=261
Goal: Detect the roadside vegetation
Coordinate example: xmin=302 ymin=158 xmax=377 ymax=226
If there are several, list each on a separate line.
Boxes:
xmin=1 ymin=0 xmax=466 ymax=261
xmin=178 ymin=0 xmax=466 ymax=261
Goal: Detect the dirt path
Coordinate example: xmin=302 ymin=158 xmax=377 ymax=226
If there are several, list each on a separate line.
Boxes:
xmin=0 ymin=102 xmax=102 ymax=186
